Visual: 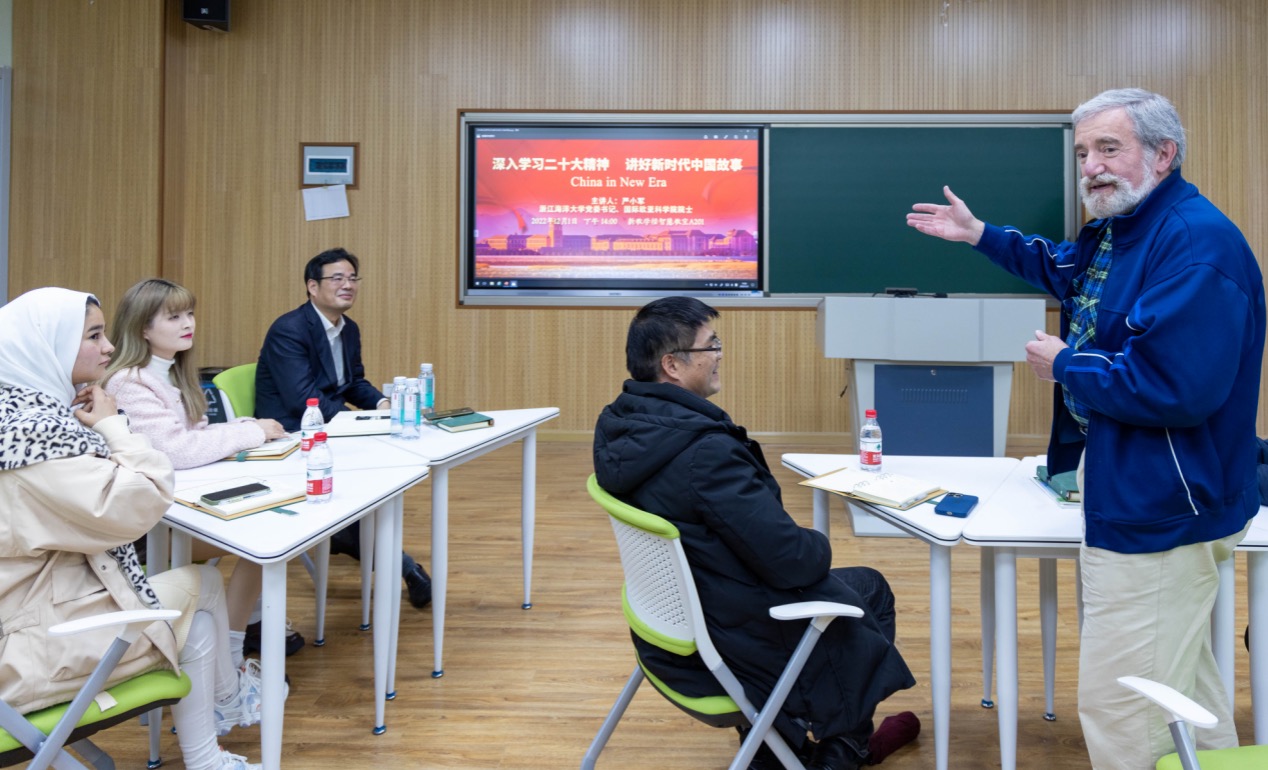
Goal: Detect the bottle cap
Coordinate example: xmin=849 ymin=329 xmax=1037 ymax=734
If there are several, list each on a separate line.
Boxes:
xmin=314 ymin=432 xmax=328 ymax=442
xmin=307 ymin=398 xmax=319 ymax=406
xmin=421 ymin=363 xmax=433 ymax=372
xmin=865 ymin=409 xmax=877 ymax=418
xmin=394 ymin=376 xmax=406 ymax=383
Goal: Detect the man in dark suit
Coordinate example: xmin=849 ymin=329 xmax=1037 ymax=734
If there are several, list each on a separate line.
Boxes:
xmin=256 ymin=247 xmax=431 ymax=609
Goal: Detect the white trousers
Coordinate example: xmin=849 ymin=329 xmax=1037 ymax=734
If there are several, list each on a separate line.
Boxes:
xmin=150 ymin=563 xmax=240 ymax=770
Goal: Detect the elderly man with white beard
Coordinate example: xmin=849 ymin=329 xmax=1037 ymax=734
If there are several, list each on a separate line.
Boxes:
xmin=906 ymin=88 xmax=1265 ymax=769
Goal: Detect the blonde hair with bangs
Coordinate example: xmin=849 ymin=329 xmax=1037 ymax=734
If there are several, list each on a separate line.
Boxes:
xmin=103 ymin=278 xmax=207 ymax=424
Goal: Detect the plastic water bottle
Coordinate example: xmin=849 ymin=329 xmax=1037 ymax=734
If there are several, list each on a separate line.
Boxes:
xmin=306 ymin=432 xmax=333 ymax=503
xmin=859 ymin=409 xmax=883 ymax=472
xmin=389 ymin=375 xmax=406 ymax=437
xmin=300 ymin=398 xmax=324 ymax=454
xmin=419 ymin=363 xmax=435 ymax=416
xmin=401 ymin=378 xmax=420 ymax=440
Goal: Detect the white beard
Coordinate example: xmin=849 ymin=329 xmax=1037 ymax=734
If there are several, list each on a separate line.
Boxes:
xmin=1079 ymin=156 xmax=1158 ymax=219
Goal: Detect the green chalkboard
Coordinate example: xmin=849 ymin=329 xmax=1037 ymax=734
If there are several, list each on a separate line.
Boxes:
xmin=768 ymin=125 xmax=1071 ymax=295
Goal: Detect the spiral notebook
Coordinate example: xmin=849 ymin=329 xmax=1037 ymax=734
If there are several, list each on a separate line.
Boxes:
xmin=799 ymin=466 xmax=945 ymax=510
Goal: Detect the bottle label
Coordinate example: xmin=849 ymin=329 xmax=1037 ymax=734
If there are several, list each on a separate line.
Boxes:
xmin=301 ymin=431 xmax=315 ymax=453
xmin=306 ymin=469 xmax=333 ymax=496
xmin=859 ymin=439 xmax=882 ymax=469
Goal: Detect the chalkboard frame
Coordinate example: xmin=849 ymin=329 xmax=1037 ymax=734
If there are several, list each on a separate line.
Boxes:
xmin=457 ymin=111 xmax=1076 ymax=307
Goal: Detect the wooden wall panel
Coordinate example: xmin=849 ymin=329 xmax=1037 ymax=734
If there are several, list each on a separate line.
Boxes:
xmin=9 ymin=0 xmax=162 ymax=305
xmin=12 ymin=0 xmax=1268 ymax=438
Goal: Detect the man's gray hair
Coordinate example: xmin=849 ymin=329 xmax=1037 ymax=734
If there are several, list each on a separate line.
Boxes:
xmin=1072 ymin=88 xmax=1186 ymax=170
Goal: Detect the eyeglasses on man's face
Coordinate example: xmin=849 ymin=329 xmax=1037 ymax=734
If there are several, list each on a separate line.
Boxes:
xmin=674 ymin=339 xmax=723 ymax=356
xmin=316 ymin=273 xmax=361 ymax=286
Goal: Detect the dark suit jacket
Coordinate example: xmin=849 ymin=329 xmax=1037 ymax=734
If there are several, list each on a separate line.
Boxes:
xmin=255 ymin=302 xmax=384 ymax=431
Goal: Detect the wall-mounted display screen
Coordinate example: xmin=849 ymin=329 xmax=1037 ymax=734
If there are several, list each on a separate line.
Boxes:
xmin=462 ymin=122 xmax=763 ymax=302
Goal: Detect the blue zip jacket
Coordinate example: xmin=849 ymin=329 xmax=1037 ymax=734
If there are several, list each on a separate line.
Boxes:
xmin=975 ymin=171 xmax=1265 ymax=554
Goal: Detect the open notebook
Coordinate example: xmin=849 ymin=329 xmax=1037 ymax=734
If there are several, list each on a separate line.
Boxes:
xmin=799 ymin=466 xmax=945 ymax=510
xmin=175 ymin=476 xmax=306 ymax=521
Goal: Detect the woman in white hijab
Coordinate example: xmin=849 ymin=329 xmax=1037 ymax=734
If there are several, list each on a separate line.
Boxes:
xmin=0 ymin=288 xmax=269 ymax=770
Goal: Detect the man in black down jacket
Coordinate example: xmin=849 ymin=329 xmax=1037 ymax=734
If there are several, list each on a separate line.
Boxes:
xmin=593 ymin=297 xmax=916 ymax=770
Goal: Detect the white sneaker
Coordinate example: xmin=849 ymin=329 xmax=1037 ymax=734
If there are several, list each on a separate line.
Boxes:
xmin=214 ymin=659 xmax=288 ymax=736
xmin=215 ymin=748 xmax=261 ymax=770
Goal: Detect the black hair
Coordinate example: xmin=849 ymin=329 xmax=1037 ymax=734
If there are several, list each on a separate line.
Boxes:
xmin=303 ymin=247 xmax=361 ymax=285
xmin=625 ymin=296 xmax=719 ymax=382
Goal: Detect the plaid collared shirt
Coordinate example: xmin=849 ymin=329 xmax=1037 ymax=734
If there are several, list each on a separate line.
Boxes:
xmin=1063 ymin=222 xmax=1112 ymax=430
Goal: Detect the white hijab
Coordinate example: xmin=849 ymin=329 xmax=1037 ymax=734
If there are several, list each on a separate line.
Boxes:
xmin=0 ymin=287 xmax=99 ymax=406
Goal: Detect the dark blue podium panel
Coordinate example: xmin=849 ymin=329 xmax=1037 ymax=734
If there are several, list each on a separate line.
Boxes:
xmin=874 ymin=364 xmax=994 ymax=457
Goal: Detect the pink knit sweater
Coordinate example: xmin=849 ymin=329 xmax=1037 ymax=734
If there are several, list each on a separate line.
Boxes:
xmin=104 ymin=367 xmax=266 ymax=470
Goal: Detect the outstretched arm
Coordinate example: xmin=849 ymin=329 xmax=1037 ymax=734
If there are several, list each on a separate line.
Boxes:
xmin=906 ymin=186 xmax=985 ymax=246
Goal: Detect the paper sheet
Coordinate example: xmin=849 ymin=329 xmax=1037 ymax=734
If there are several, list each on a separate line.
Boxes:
xmin=303 ymin=184 xmax=350 ymax=221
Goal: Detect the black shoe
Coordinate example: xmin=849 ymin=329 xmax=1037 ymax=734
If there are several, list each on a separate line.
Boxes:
xmin=737 ymin=726 xmax=809 ymax=770
xmin=243 ymin=620 xmax=306 ymax=657
xmin=328 ymin=526 xmax=362 ymax=560
xmin=405 ymin=563 xmax=432 ymax=609
xmin=806 ymin=736 xmax=862 ymax=770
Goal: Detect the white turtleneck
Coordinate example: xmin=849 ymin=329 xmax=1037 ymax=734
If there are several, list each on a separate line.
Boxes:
xmin=145 ymin=354 xmax=177 ymax=386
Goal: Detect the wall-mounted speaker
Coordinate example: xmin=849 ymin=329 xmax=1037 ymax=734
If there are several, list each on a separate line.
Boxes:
xmin=182 ymin=0 xmax=230 ymax=32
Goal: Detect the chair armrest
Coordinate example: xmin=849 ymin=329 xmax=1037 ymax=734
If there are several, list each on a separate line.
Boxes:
xmin=770 ymin=601 xmax=864 ymax=622
xmin=1117 ymin=675 xmax=1218 ymax=729
xmin=50 ymin=609 xmax=182 ymax=645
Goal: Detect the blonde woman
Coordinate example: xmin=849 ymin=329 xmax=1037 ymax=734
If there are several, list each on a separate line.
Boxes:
xmin=0 ymin=288 xmax=265 ymax=770
xmin=103 ymin=278 xmax=303 ymax=663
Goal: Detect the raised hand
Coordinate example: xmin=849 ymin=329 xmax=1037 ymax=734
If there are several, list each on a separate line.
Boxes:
xmin=906 ymin=186 xmax=985 ymax=246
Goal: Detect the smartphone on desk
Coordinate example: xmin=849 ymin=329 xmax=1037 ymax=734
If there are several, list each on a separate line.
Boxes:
xmin=934 ymin=492 xmax=979 ymax=518
xmin=423 ymin=407 xmax=475 ymax=422
xmin=200 ymin=482 xmax=271 ymax=506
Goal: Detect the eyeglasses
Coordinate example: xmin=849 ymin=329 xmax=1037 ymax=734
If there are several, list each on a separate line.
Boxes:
xmin=674 ymin=340 xmax=723 ymax=356
xmin=316 ymin=273 xmax=361 ymax=286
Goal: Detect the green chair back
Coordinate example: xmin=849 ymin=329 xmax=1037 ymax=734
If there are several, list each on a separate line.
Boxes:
xmin=212 ymin=363 xmax=257 ymax=419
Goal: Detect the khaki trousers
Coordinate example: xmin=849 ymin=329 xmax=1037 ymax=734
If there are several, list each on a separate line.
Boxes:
xmin=1077 ymin=453 xmax=1245 ymax=768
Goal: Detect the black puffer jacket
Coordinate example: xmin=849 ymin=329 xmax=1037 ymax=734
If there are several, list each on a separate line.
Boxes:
xmin=593 ymin=380 xmax=915 ymax=748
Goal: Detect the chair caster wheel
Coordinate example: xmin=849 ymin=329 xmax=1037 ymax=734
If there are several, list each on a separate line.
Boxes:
xmin=373 ymin=725 xmax=386 ymax=735
xmin=1043 ymin=712 xmax=1056 ymax=722
xmin=431 ymin=669 xmax=444 ymax=679
xmin=981 ymin=699 xmax=995 ymax=709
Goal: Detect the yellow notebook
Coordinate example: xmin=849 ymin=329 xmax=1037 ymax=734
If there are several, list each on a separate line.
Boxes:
xmin=223 ymin=436 xmax=300 ymax=462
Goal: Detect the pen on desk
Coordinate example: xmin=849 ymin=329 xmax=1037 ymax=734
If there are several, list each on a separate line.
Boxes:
xmin=355 ymin=415 xmax=390 ymax=420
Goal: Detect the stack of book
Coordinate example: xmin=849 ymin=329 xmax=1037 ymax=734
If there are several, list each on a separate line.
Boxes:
xmin=1033 ymin=465 xmax=1081 ymax=508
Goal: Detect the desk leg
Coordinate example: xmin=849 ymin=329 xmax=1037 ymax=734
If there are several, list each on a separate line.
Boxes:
xmin=147 ymin=525 xmax=170 ymax=576
xmin=432 ymin=465 xmax=450 ymax=678
xmin=372 ymin=498 xmax=400 ymax=734
xmin=1250 ymin=552 xmax=1268 ymax=744
xmin=312 ymin=536 xmax=331 ymax=646
xmin=170 ymin=531 xmax=192 ymax=569
xmin=1214 ymin=555 xmax=1236 ymax=710
xmin=979 ymin=547 xmax=995 ymax=709
xmin=521 ymin=430 xmax=537 ymax=610
xmin=929 ymin=543 xmax=951 ymax=770
xmin=812 ymin=489 xmax=830 ymax=537
xmin=1039 ymin=558 xmax=1057 ymax=721
xmin=994 ymin=547 xmax=1018 ymax=770
xmin=260 ymin=561 xmax=287 ymax=770
xmin=360 ymin=513 xmax=376 ymax=632
xmin=388 ymin=496 xmax=404 ymax=696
